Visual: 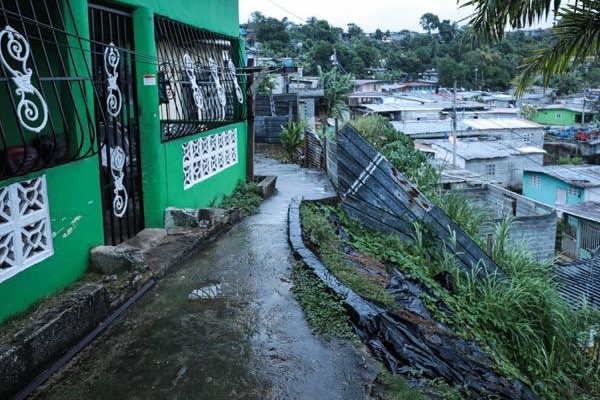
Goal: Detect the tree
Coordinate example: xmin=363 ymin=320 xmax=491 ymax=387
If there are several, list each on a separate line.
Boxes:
xmin=318 ymin=66 xmax=353 ymax=121
xmin=462 ymin=0 xmax=600 ymax=94
xmin=346 ymin=23 xmax=364 ymax=40
xmin=420 ymin=13 xmax=440 ymax=34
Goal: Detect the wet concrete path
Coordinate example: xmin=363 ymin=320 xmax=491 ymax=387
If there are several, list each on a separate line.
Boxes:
xmin=32 ymin=154 xmax=376 ymax=400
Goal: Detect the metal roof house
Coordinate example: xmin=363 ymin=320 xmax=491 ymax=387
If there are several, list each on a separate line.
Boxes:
xmin=531 ymin=103 xmax=596 ymax=126
xmin=0 ymin=0 xmax=248 ymax=322
xmin=459 ymin=184 xmax=557 ymax=260
xmin=419 ymin=139 xmax=545 ymax=189
xmin=393 ymin=118 xmax=546 ymax=147
xmin=556 ymin=202 xmax=600 ymax=260
xmin=523 ymin=165 xmax=600 ymax=207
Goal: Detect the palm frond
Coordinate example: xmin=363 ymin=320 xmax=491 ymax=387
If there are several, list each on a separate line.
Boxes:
xmin=515 ymin=0 xmax=600 ymax=95
xmin=461 ymin=0 xmax=562 ymax=39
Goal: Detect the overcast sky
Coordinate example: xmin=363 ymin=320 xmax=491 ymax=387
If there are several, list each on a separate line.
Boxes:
xmin=239 ymin=0 xmax=476 ymax=32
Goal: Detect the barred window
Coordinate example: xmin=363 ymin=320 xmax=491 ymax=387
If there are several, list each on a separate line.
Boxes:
xmin=0 ymin=0 xmax=98 ymax=180
xmin=568 ymin=186 xmax=579 ymax=197
xmin=485 ymin=164 xmax=496 ymax=176
xmin=154 ymin=16 xmax=246 ymax=142
xmin=530 ymin=174 xmax=541 ymax=188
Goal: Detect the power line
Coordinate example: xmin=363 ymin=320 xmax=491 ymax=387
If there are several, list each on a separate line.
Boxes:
xmin=264 ymin=0 xmax=306 ymax=23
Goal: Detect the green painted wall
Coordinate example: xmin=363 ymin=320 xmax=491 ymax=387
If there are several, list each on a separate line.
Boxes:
xmin=532 ymin=108 xmax=595 ymax=126
xmin=0 ymin=0 xmax=246 ymax=322
xmin=532 ymin=109 xmax=578 ymax=126
xmin=164 ymin=123 xmax=247 ymax=210
xmin=0 ymin=157 xmax=104 ymax=323
xmin=115 ymin=0 xmax=239 ymax=36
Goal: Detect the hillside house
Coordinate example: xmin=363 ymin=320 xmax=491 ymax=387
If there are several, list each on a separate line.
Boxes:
xmin=398 ymin=118 xmax=546 ymax=148
xmin=419 ymin=139 xmax=545 ymax=189
xmin=522 ymin=165 xmax=600 ymax=207
xmin=532 ymin=104 xmax=596 ymax=126
xmin=460 ymin=184 xmax=557 ymax=260
xmin=556 ymin=202 xmax=600 ymax=260
xmin=0 ymin=0 xmax=247 ymax=322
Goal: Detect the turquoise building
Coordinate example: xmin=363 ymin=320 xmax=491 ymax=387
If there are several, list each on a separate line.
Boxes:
xmin=522 ymin=165 xmax=600 ymax=207
xmin=523 ymin=165 xmax=600 ymax=259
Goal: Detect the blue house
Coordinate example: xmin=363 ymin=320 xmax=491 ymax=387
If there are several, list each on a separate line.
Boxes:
xmin=523 ymin=165 xmax=600 ymax=259
xmin=522 ymin=165 xmax=600 ymax=207
xmin=556 ymin=202 xmax=600 ymax=259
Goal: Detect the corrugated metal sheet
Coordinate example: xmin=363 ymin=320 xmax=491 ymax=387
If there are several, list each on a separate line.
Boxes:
xmin=463 ymin=118 xmax=542 ymax=130
xmin=337 ymin=124 xmax=503 ymax=280
xmin=525 ymin=165 xmax=600 ymax=188
xmin=556 ymin=258 xmax=600 ymax=309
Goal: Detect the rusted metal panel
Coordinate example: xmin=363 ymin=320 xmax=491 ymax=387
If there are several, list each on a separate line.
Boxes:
xmin=304 ymin=130 xmax=323 ymax=169
xmin=337 ymin=124 xmax=502 ymax=278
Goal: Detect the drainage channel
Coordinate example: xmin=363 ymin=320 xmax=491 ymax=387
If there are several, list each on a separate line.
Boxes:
xmin=13 ymin=279 xmax=157 ymax=400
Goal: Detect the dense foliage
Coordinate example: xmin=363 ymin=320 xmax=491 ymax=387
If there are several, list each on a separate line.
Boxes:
xmin=299 ymin=116 xmax=600 ymax=398
xmin=243 ymin=11 xmax=600 ymax=92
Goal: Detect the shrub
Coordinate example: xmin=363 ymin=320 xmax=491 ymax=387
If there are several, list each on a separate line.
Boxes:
xmin=280 ymin=121 xmax=304 ymax=161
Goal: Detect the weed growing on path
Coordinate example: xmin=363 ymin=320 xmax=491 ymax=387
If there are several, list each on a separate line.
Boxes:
xmin=220 ymin=181 xmax=262 ymax=215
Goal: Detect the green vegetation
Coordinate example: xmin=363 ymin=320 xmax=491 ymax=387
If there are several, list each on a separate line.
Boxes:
xmin=464 ymin=0 xmax=600 ymax=94
xmin=297 ymin=116 xmax=600 ymax=398
xmin=280 ymin=121 xmax=305 ymax=161
xmin=374 ymin=368 xmax=428 ymax=400
xmin=220 ymin=181 xmax=262 ymax=215
xmin=300 ymin=203 xmax=396 ymax=308
xmin=557 ymin=155 xmax=586 ymax=165
xmin=243 ymin=10 xmax=600 ymax=92
xmin=291 ymin=263 xmax=356 ymax=340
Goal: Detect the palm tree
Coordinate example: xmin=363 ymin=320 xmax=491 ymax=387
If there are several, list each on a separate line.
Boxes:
xmin=462 ymin=0 xmax=600 ymax=95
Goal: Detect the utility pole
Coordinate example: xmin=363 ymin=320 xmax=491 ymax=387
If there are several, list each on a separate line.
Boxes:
xmin=583 ymin=86 xmax=588 ymax=127
xmin=452 ymin=79 xmax=457 ymax=168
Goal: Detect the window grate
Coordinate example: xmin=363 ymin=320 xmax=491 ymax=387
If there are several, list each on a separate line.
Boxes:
xmin=0 ymin=175 xmax=52 ymax=283
xmin=154 ymin=16 xmax=246 ymax=142
xmin=0 ymin=0 xmax=99 ymax=180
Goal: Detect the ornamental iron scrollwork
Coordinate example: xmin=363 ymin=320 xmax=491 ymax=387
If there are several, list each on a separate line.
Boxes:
xmin=0 ymin=25 xmax=49 ymax=133
xmin=226 ymin=56 xmax=243 ymax=104
xmin=209 ymin=57 xmax=226 ymax=119
xmin=183 ymin=53 xmax=204 ymax=114
xmin=104 ymin=42 xmax=122 ymax=118
xmin=111 ymin=145 xmax=128 ymax=218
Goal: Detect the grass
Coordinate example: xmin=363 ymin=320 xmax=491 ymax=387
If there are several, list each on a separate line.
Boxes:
xmin=374 ymin=368 xmax=428 ymax=400
xmin=220 ymin=181 xmax=262 ymax=215
xmin=291 ymin=262 xmax=357 ymax=340
xmin=300 ymin=202 xmax=396 ymax=308
xmin=335 ymin=116 xmax=600 ymax=399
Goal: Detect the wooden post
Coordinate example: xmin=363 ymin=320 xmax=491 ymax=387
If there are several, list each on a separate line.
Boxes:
xmin=246 ymin=73 xmax=255 ymax=181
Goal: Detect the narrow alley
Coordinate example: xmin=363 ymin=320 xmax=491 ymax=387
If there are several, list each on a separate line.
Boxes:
xmin=31 ymin=154 xmax=376 ymax=400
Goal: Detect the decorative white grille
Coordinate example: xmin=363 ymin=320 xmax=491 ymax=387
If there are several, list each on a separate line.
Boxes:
xmin=0 ymin=25 xmax=49 ymax=133
xmin=182 ymin=129 xmax=238 ymax=189
xmin=0 ymin=175 xmax=53 ymax=283
xmin=104 ymin=42 xmax=122 ymax=118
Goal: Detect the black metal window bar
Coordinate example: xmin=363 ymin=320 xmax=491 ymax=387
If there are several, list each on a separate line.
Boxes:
xmin=155 ymin=16 xmax=246 ymax=142
xmin=0 ymin=0 xmax=98 ymax=179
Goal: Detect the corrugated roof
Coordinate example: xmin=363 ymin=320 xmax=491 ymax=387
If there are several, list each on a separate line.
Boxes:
xmin=394 ymin=118 xmax=542 ymax=135
xmin=556 ymin=258 xmax=600 ymax=310
xmin=463 ymin=118 xmax=542 ymax=130
xmin=525 ymin=165 xmax=600 ymax=188
xmin=430 ymin=140 xmax=517 ymax=160
xmin=557 ymin=202 xmax=600 ymax=223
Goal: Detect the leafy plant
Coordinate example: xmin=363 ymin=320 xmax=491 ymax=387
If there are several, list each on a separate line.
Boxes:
xmin=280 ymin=121 xmax=304 ymax=161
xmin=291 ymin=262 xmax=356 ymax=340
xmin=557 ymin=155 xmax=585 ymax=165
xmin=220 ymin=181 xmax=262 ymax=215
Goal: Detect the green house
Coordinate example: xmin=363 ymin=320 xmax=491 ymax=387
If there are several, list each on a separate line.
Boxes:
xmin=531 ymin=105 xmax=595 ymax=126
xmin=0 ymin=0 xmax=247 ymax=322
